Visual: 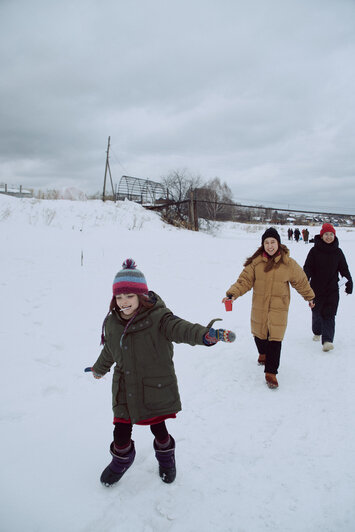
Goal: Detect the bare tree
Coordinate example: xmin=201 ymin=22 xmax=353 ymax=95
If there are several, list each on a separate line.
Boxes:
xmin=161 ymin=169 xmax=201 ymax=225
xmin=196 ymin=177 xmax=234 ymax=221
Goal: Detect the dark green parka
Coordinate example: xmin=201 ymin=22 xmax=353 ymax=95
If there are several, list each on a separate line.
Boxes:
xmin=92 ymin=292 xmax=212 ymax=424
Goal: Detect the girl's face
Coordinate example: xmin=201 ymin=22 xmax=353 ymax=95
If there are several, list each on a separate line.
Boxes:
xmin=263 ymin=237 xmax=279 ymax=256
xmin=322 ymin=232 xmax=335 ymax=244
xmin=115 ymin=293 xmax=139 ymax=316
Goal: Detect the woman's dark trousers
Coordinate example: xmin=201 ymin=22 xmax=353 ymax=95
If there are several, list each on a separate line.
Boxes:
xmin=254 ymin=336 xmax=282 ymax=375
xmin=312 ymin=307 xmax=335 ymax=344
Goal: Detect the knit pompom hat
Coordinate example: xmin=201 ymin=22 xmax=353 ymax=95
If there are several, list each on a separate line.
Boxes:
xmin=320 ymin=223 xmax=336 ymax=236
xmin=261 ymin=227 xmax=281 ymax=244
xmin=112 ymin=259 xmax=148 ymax=295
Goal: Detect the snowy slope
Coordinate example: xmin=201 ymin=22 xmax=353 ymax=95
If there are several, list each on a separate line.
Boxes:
xmin=1 ymin=195 xmax=354 ymax=532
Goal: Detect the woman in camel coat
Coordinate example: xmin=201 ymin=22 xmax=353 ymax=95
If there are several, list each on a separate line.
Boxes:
xmin=222 ymin=228 xmax=314 ymax=389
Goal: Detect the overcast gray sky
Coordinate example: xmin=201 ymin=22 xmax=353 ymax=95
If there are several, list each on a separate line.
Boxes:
xmin=1 ymin=0 xmax=355 ymax=214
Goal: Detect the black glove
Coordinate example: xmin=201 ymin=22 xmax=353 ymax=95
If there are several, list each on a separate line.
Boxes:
xmin=345 ymin=279 xmax=353 ymax=294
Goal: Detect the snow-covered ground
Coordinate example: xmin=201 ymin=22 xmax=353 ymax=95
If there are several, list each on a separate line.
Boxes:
xmin=1 ymin=195 xmax=354 ymax=532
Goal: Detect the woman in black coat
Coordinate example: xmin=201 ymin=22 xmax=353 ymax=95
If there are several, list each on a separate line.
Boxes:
xmin=303 ymin=223 xmax=352 ymax=351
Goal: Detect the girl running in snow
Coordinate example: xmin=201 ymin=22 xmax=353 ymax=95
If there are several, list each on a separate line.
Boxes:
xmin=222 ymin=228 xmax=315 ymax=389
xmin=303 ymin=223 xmax=353 ymax=352
xmin=88 ymin=259 xmax=235 ymax=486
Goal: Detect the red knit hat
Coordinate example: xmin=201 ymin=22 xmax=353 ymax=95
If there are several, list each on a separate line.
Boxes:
xmin=320 ymin=223 xmax=336 ymax=236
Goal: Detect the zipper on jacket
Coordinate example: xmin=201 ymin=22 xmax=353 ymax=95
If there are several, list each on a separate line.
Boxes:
xmin=120 ymin=310 xmax=140 ymax=349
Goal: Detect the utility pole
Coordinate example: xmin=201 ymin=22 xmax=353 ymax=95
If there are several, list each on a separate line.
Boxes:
xmin=102 ymin=136 xmax=115 ymax=202
xmin=189 ymin=188 xmax=199 ymax=231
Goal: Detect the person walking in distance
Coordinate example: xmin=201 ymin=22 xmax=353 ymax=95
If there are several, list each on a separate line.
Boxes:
xmin=302 ymin=228 xmax=309 ymax=244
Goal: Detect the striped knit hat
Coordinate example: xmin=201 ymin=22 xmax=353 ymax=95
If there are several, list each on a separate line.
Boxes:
xmin=112 ymin=259 xmax=148 ymax=295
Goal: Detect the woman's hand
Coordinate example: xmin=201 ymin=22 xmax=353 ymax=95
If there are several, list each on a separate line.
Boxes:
xmin=308 ymin=300 xmax=315 ymax=309
xmin=222 ymin=296 xmax=235 ymax=303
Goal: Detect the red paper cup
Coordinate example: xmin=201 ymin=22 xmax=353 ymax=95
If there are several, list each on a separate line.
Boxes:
xmin=224 ymin=299 xmax=233 ymax=311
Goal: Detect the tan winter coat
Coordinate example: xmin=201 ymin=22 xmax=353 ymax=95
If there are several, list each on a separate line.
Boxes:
xmin=226 ymin=249 xmax=314 ymax=341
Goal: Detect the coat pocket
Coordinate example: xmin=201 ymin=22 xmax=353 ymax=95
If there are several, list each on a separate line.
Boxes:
xmin=112 ymin=373 xmax=127 ymax=409
xmin=142 ymin=375 xmax=177 ymax=409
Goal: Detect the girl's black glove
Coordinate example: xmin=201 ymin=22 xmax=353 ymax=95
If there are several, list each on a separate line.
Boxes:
xmin=345 ymin=280 xmax=353 ymax=294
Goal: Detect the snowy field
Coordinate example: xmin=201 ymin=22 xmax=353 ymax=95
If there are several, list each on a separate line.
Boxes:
xmin=1 ymin=194 xmax=354 ymax=532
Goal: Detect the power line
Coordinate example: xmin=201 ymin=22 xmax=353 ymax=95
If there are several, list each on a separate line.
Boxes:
xmin=233 ymin=197 xmax=354 ymax=216
xmin=109 ymin=145 xmax=129 ymax=175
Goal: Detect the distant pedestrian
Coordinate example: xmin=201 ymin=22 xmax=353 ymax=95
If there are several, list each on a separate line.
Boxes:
xmin=294 ymin=228 xmax=301 ymax=242
xmin=287 ymin=228 xmax=294 ymax=240
xmin=302 ymin=228 xmax=309 ymax=244
xmin=222 ymin=228 xmax=314 ymax=389
xmin=304 ymin=223 xmax=353 ymax=352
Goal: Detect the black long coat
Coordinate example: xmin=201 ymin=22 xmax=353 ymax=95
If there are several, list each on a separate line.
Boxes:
xmin=303 ymin=235 xmax=352 ymax=317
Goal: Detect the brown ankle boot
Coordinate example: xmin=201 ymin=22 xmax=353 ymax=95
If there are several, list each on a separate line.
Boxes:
xmin=258 ymin=354 xmax=266 ymax=366
xmin=265 ymin=372 xmax=278 ymax=389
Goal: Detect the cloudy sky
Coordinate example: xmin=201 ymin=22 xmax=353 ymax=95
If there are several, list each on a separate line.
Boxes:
xmin=1 ymin=0 xmax=355 ymax=214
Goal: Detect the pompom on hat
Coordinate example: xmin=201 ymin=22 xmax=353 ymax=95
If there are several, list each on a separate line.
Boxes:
xmin=112 ymin=259 xmax=148 ymax=295
xmin=261 ymin=227 xmax=281 ymax=245
xmin=320 ymin=223 xmax=336 ymax=236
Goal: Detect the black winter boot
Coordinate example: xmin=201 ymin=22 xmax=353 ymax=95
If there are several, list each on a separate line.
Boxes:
xmin=100 ymin=441 xmax=136 ymax=486
xmin=154 ymin=436 xmax=176 ymax=484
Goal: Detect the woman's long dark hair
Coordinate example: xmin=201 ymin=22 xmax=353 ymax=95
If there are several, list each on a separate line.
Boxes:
xmin=244 ymin=243 xmax=289 ymax=272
